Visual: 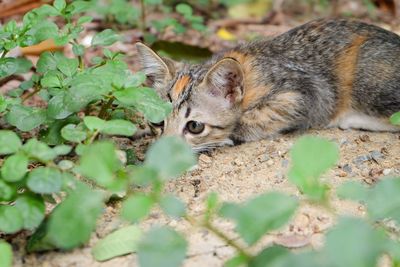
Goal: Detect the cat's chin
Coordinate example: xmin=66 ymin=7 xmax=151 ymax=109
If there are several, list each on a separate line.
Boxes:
xmin=191 ymin=139 xmax=234 ymax=153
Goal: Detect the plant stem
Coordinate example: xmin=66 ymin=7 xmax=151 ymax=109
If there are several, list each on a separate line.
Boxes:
xmin=1 ymin=50 xmax=9 ymax=58
xmin=140 ymin=0 xmax=146 ymax=33
xmin=21 ymin=85 xmax=41 ymax=103
xmin=98 ymin=96 xmax=114 ymax=119
xmin=185 ymin=215 xmax=252 ymax=260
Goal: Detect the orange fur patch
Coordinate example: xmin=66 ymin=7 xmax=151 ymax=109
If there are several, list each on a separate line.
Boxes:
xmin=171 ymin=75 xmax=191 ymax=100
xmin=223 ymin=51 xmax=272 ymax=110
xmin=333 ymin=35 xmax=367 ymax=118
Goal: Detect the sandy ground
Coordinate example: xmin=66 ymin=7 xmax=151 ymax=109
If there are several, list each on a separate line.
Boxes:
xmin=10 ymin=128 xmax=400 ymax=267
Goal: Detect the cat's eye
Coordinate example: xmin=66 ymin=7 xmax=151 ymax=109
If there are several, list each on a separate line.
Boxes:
xmin=186 ymin=121 xmax=205 ymax=134
xmin=150 ymin=121 xmax=164 ymax=128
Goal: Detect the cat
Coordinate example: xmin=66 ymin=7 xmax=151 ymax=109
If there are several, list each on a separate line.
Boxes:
xmin=136 ymin=19 xmax=400 ymax=152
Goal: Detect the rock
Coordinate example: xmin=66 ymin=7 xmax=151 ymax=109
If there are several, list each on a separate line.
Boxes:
xmin=267 ymin=159 xmax=274 ymax=166
xmin=369 ymin=168 xmax=383 ymax=178
xmin=310 ymin=233 xmax=325 ymax=249
xmin=339 ymin=138 xmax=349 ymax=146
xmin=353 ymin=155 xmax=371 ymax=167
xmin=337 ymin=170 xmax=347 ymax=177
xmin=383 ymin=168 xmax=392 ymax=175
xmin=359 ymin=134 xmax=370 ymax=142
xmin=370 ymin=150 xmax=384 ymax=162
xmin=342 ymin=164 xmax=352 ymax=174
xmin=274 ymin=234 xmax=311 ymax=248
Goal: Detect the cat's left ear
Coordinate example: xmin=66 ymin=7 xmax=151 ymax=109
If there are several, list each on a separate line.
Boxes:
xmin=135 ymin=42 xmax=176 ymax=91
xmin=203 ymin=58 xmax=244 ymax=105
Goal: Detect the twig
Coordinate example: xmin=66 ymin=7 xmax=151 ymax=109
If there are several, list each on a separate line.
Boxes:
xmin=21 ymin=85 xmax=41 ymax=103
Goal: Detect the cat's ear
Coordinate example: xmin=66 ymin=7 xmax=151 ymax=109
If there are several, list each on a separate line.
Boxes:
xmin=203 ymin=58 xmax=244 ymax=105
xmin=136 ymin=42 xmax=176 ymax=89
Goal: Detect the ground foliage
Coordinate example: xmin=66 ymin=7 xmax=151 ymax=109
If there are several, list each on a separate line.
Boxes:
xmin=1 ymin=0 xmax=400 ymax=267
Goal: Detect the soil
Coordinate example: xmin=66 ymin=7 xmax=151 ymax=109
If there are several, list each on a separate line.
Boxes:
xmin=11 ymin=129 xmax=400 ymax=267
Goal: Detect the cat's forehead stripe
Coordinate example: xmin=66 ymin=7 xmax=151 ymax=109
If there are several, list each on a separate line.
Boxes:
xmin=171 ymin=75 xmax=191 ymax=100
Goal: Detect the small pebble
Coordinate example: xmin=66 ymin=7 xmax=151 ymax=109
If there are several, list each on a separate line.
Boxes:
xmin=383 ymin=168 xmax=392 ymax=175
xmin=359 ymin=134 xmax=370 ymax=142
xmin=199 ymin=154 xmax=212 ymax=167
xmin=267 ymin=159 xmax=274 ymax=166
xmin=342 ymin=164 xmax=352 ymax=174
xmin=337 ymin=170 xmax=347 ymax=177
xmin=339 ymin=138 xmax=349 ymax=146
xmin=353 ymin=155 xmax=371 ymax=166
xmin=370 ymin=150 xmax=384 ymax=162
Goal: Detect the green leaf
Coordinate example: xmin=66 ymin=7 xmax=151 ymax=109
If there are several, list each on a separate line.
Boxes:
xmin=0 ymin=130 xmax=22 ymax=155
xmin=72 ymin=43 xmax=84 ymax=56
xmin=145 ymin=136 xmax=196 ymax=180
xmin=41 ymin=71 xmax=62 ymax=88
xmin=27 ymin=167 xmax=62 ymax=194
xmin=83 ymin=116 xmax=105 ymax=131
xmin=366 ymin=178 xmax=400 ymax=223
xmin=0 ymin=58 xmax=18 ymax=78
xmin=79 ymin=141 xmax=122 ymax=187
xmin=102 ymin=120 xmax=137 ymax=136
xmin=0 ymin=241 xmax=13 ymax=267
xmin=0 ymin=205 xmax=23 ymax=233
xmin=34 ymin=4 xmax=60 ymax=16
xmin=69 ymin=1 xmax=92 ymax=15
xmin=220 ymin=192 xmax=298 ymax=245
xmin=114 ymin=87 xmax=172 ymax=123
xmin=15 ymin=194 xmax=45 ymax=230
xmin=53 ymin=145 xmax=72 ymax=156
xmin=288 ymin=136 xmax=339 ymax=201
xmin=61 ymin=124 xmax=87 ymax=143
xmin=225 ymin=254 xmax=249 ymax=267
xmin=337 ymin=181 xmax=368 ymax=202
xmin=77 ymin=16 xmax=93 ymax=25
xmin=53 ymin=0 xmax=66 ymax=11
xmin=325 ymin=217 xmax=385 ymax=267
xmin=390 ymin=111 xmax=400 ymax=125
xmin=22 ymin=139 xmax=57 ymax=162
xmin=176 ymin=3 xmax=193 ymax=17
xmin=5 ymin=105 xmax=46 ymax=131
xmin=124 ymin=72 xmax=146 ymax=87
xmin=0 ymin=95 xmax=7 ymax=113
xmin=49 ymin=184 xmax=103 ymax=249
xmin=138 ymin=226 xmax=187 ymax=267
xmin=57 ymin=56 xmax=78 ymax=77
xmin=249 ymin=246 xmax=290 ymax=267
xmin=36 ymin=52 xmax=57 ymax=73
xmin=1 ymin=153 xmax=29 ymax=182
xmin=91 ymin=29 xmax=120 ymax=46
xmin=47 ymin=93 xmax=73 ymax=119
xmin=0 ymin=180 xmax=16 ymax=201
xmin=160 ymin=194 xmax=186 ymax=218
xmin=92 ymin=225 xmax=142 ymax=261
xmin=29 ymin=20 xmax=58 ymax=42
xmin=121 ymin=194 xmax=154 ymax=222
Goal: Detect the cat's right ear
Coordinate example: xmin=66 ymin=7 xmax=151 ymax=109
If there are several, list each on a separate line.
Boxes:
xmin=135 ymin=42 xmax=175 ymax=90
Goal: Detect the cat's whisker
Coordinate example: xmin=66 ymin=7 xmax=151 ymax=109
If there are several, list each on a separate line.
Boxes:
xmin=192 ymin=139 xmax=234 ymax=152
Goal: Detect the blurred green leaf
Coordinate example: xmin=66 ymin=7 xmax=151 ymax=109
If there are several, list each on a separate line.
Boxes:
xmin=0 ymin=130 xmax=22 ymax=155
xmin=0 ymin=241 xmax=13 ymax=267
xmin=288 ymin=136 xmax=339 ymax=201
xmin=23 ymin=139 xmax=57 ymax=162
xmin=145 ymin=136 xmax=196 ymax=180
xmin=160 ymin=194 xmax=186 ymax=218
xmin=83 ymin=116 xmax=106 ymax=131
xmin=0 ymin=180 xmax=16 ymax=201
xmin=48 ymin=185 xmax=103 ymax=249
xmin=114 ymin=87 xmax=172 ymax=123
xmin=0 ymin=205 xmax=23 ymax=233
xmin=102 ymin=120 xmax=137 ymax=136
xmin=92 ymin=29 xmax=119 ymax=46
xmin=121 ymin=193 xmax=154 ymax=222
xmin=61 ymin=124 xmax=87 ymax=143
xmin=79 ymin=141 xmax=122 ymax=187
xmin=15 ymin=194 xmax=45 ymax=230
xmin=92 ymin=225 xmax=142 ymax=261
xmin=27 ymin=167 xmax=62 ymax=194
xmin=220 ymin=192 xmax=298 ymax=245
xmin=325 ymin=217 xmax=386 ymax=267
xmin=5 ymin=105 xmax=46 ymax=131
xmin=390 ymin=111 xmax=400 ymax=125
xmin=337 ymin=181 xmax=368 ymax=202
xmin=1 ymin=153 xmax=28 ymax=182
xmin=138 ymin=226 xmax=187 ymax=267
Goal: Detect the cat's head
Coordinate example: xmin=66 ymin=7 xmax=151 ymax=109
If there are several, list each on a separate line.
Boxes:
xmin=136 ymin=43 xmax=245 ymax=152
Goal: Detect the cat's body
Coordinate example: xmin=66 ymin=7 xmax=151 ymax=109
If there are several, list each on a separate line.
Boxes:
xmin=137 ymin=19 xmax=400 ymax=152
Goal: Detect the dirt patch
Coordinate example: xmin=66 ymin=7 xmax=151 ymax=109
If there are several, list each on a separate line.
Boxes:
xmin=12 ymin=128 xmax=400 ymax=267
